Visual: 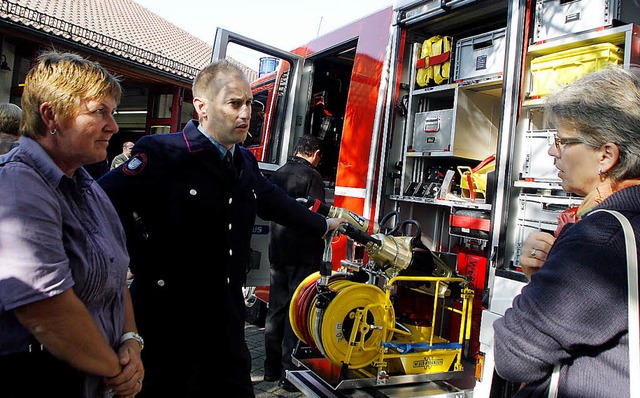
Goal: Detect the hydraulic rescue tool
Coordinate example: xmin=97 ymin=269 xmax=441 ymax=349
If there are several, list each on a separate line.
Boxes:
xmin=289 ymin=201 xmax=475 ymax=389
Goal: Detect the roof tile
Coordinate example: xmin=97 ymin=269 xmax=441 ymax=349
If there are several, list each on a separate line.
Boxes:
xmin=14 ymin=0 xmax=213 ymax=73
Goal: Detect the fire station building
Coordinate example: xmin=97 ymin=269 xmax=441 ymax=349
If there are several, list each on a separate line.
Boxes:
xmin=0 ymin=0 xmax=257 ymax=162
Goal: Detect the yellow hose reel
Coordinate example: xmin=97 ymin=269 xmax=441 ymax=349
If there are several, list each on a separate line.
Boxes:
xmin=290 ymin=273 xmax=474 ymax=375
xmin=290 ymin=274 xmax=395 ymax=369
xmin=319 ymin=283 xmax=394 ymax=369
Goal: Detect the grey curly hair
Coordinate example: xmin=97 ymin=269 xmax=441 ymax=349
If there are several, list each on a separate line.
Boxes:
xmin=544 ymin=65 xmax=640 ymax=182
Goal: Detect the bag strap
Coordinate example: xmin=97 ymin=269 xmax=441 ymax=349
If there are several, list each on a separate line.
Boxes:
xmin=591 ymin=209 xmax=639 ymax=396
xmin=548 ymin=363 xmax=561 ymax=398
xmin=549 ymin=209 xmax=639 ymax=398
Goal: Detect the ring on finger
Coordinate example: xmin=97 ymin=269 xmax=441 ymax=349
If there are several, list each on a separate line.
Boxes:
xmin=138 ymin=379 xmax=143 ymax=385
xmin=530 ymin=249 xmax=537 ymax=258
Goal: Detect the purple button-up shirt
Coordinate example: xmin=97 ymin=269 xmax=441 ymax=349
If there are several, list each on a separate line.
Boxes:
xmin=0 ymin=137 xmax=129 ymax=396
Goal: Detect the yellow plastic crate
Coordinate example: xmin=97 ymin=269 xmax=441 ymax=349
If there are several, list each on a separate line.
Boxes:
xmin=529 ymin=43 xmax=623 ymax=98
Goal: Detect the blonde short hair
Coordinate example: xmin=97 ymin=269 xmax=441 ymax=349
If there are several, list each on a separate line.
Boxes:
xmin=21 ymin=51 xmax=121 ymax=138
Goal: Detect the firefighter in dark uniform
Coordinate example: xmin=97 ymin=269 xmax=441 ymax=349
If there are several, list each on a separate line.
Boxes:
xmin=98 ymin=60 xmax=345 ymax=398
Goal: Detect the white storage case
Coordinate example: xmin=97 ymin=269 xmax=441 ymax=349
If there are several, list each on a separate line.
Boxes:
xmin=514 ymin=194 xmax=582 ymax=268
xmin=518 ymin=194 xmax=582 ymax=225
xmin=454 ymin=27 xmax=506 ymax=82
xmin=521 ymin=129 xmax=560 ymax=182
xmin=533 ymin=0 xmax=640 ymax=43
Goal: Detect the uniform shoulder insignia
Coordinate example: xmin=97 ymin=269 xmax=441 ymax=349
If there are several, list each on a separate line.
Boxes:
xmin=123 ymin=153 xmax=148 ymax=176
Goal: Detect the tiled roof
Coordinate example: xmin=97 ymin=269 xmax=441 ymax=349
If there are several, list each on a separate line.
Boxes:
xmin=1 ymin=0 xmax=257 ymax=81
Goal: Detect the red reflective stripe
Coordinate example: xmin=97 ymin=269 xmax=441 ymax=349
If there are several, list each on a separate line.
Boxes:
xmin=310 ymin=199 xmax=321 ymax=213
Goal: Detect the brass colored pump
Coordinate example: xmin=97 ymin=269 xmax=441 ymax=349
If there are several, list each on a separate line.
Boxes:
xmin=338 ymin=220 xmax=453 ymax=295
xmin=305 ymin=197 xmax=380 ymax=234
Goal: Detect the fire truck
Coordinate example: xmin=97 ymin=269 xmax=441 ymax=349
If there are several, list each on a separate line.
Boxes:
xmin=213 ymin=0 xmax=640 ymax=396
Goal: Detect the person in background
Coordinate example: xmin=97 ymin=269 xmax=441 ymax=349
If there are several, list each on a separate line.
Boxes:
xmin=263 ymin=134 xmax=325 ymax=391
xmin=111 ymin=141 xmax=134 ymax=170
xmin=98 ymin=59 xmax=345 ymax=398
xmin=0 ymin=51 xmax=143 ymax=398
xmin=494 ymin=66 xmax=640 ymax=397
xmin=0 ymin=102 xmax=22 ymax=154
xmin=245 ymin=100 xmax=265 ymax=147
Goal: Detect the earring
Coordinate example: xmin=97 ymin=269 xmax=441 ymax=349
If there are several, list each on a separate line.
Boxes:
xmin=598 ymin=167 xmax=602 ymax=175
xmin=50 ymin=128 xmax=58 ymax=135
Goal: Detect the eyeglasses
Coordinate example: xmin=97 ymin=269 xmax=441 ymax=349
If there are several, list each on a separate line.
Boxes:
xmin=553 ymin=134 xmax=586 ymax=150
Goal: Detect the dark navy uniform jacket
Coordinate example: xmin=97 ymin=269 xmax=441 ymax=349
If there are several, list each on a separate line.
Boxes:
xmin=98 ymin=120 xmax=327 ymax=397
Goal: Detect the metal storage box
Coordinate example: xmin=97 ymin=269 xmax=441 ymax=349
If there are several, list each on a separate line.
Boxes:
xmin=454 ymin=28 xmax=506 ymax=82
xmin=395 ymin=0 xmax=478 ymax=21
xmin=412 ymin=109 xmax=454 ymax=153
xmin=521 ymin=130 xmax=559 ymax=182
xmin=514 ymin=194 xmax=581 ymax=269
xmin=409 ymin=88 xmax=500 ymax=160
xmin=533 ymin=0 xmax=640 ymax=43
xmin=396 ymin=0 xmax=447 ymax=16
xmin=529 ymin=43 xmax=623 ymax=98
xmin=518 ymin=194 xmax=581 ymax=225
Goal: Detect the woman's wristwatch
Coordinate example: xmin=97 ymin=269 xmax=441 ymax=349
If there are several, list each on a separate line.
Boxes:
xmin=120 ymin=332 xmax=144 ymax=350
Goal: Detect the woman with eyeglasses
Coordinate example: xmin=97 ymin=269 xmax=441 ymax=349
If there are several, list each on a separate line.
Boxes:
xmin=494 ymin=66 xmax=640 ymax=397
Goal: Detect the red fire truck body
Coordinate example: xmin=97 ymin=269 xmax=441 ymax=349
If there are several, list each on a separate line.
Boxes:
xmin=213 ymin=1 xmax=640 ymax=395
xmin=244 ymin=6 xmax=393 ymax=240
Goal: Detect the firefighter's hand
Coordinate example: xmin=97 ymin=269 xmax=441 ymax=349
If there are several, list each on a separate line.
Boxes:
xmin=326 ymin=217 xmax=349 ymax=232
xmin=520 ymin=231 xmax=555 ymax=281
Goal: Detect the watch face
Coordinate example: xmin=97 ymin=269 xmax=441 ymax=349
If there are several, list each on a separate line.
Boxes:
xmin=133 ymin=333 xmax=144 ymax=347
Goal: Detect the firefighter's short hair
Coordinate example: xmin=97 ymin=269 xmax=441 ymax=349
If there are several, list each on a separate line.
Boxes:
xmin=294 ymin=135 xmax=322 ymax=158
xmin=192 ymin=59 xmax=247 ymax=98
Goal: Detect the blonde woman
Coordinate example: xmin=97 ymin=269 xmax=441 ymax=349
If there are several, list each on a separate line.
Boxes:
xmin=0 ymin=51 xmax=143 ymax=398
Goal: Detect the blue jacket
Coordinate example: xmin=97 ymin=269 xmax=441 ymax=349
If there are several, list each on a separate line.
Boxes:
xmin=494 ymin=185 xmax=640 ymax=397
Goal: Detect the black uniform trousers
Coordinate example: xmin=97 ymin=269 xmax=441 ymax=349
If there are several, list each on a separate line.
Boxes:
xmin=263 ymin=262 xmax=317 ymax=380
